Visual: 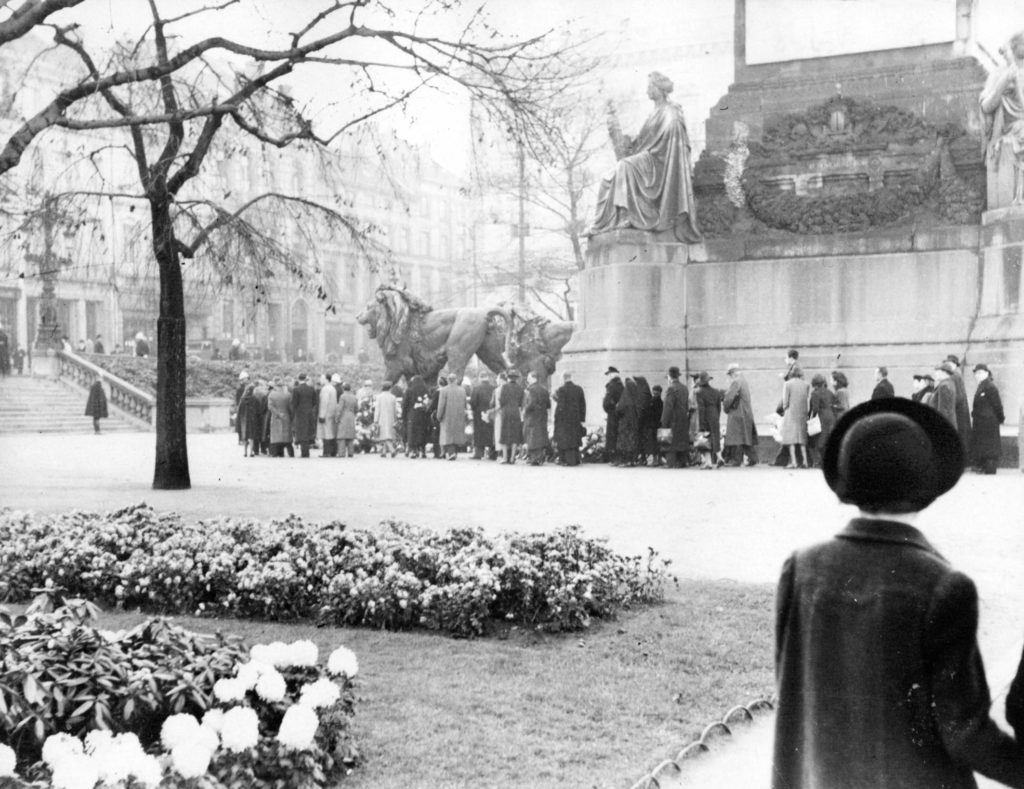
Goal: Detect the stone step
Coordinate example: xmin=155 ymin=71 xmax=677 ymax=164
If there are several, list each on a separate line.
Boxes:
xmin=0 ymin=375 xmax=145 ymax=434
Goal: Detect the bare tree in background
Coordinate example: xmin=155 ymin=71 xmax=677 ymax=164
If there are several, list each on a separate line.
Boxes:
xmin=0 ymin=0 xmax=578 ymax=489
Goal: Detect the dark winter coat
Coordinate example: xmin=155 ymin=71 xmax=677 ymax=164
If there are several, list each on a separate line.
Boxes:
xmin=499 ymin=380 xmax=525 ymax=445
xmin=807 ymin=386 xmax=836 ymax=452
xmin=615 ymin=379 xmax=640 ymax=456
xmin=248 ymin=384 xmax=269 ymax=443
xmin=659 ymin=379 xmax=690 ymax=451
xmin=470 ymin=381 xmax=495 ymax=449
xmin=290 ymin=382 xmax=319 ymax=444
xmin=870 ymin=377 xmax=895 ymax=399
xmin=931 ymin=377 xmax=958 ymax=430
xmin=267 ymin=386 xmax=293 ymax=444
xmin=84 ymin=380 xmax=108 ymax=419
xmin=970 ymin=377 xmax=1005 ymax=463
xmin=602 ymin=376 xmax=624 ymax=453
xmin=723 ymin=375 xmax=756 ymax=446
xmin=774 ymin=518 xmax=1024 ymax=789
xmin=403 ymin=378 xmax=430 ymax=450
xmin=695 ymin=383 xmax=724 ymax=454
xmin=553 ymin=380 xmax=586 ymax=450
xmin=950 ymin=369 xmax=973 ymax=451
xmin=522 ymin=383 xmax=550 ymax=451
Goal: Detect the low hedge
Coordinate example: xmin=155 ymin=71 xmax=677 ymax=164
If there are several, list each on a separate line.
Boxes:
xmin=0 ymin=505 xmax=676 ymax=639
xmin=0 ymin=600 xmax=359 ymax=787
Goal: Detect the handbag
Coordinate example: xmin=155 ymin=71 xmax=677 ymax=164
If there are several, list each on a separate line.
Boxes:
xmin=656 ymin=427 xmax=672 ymax=443
xmin=807 ymin=414 xmax=822 ymax=437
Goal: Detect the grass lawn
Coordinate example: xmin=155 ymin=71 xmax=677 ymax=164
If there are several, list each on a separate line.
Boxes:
xmin=85 ymin=578 xmax=774 ymax=789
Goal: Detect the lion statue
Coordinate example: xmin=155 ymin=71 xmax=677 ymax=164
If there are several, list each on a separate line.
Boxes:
xmin=356 ymin=286 xmax=576 ymax=386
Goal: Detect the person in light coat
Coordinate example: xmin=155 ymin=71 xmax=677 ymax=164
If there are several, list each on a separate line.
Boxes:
xmin=318 ymin=374 xmax=339 ymax=457
xmin=336 ymin=382 xmax=358 ymax=457
xmin=267 ymin=377 xmax=294 ymax=457
xmin=374 ymin=381 xmax=399 ymax=458
xmin=437 ymin=372 xmax=468 ymax=460
xmin=723 ymin=363 xmax=757 ymax=466
xmin=779 ymin=367 xmax=811 ymax=468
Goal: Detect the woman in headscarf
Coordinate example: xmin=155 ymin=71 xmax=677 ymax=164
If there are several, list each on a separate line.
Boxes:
xmin=615 ymin=378 xmax=641 ymax=466
xmin=402 ymin=375 xmax=430 ymax=458
xmin=831 ymin=371 xmax=850 ymax=421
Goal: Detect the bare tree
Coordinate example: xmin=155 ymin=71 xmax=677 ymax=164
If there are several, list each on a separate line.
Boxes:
xmin=0 ymin=0 xmax=578 ymax=489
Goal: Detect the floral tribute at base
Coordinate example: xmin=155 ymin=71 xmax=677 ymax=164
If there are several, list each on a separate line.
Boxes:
xmin=0 ymin=504 xmax=675 ymax=638
xmin=0 ymin=601 xmax=359 ymax=788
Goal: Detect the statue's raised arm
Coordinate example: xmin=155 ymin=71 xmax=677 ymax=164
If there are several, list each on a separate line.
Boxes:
xmin=587 ymin=71 xmax=701 ymax=243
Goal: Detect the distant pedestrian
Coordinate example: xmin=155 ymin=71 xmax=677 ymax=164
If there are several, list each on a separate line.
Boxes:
xmin=945 ymin=354 xmax=973 ymax=457
xmin=648 ymin=385 xmax=665 ymax=466
xmin=437 ymin=372 xmax=468 ymax=460
xmin=13 ymin=346 xmax=25 ymax=375
xmin=0 ymin=325 xmax=9 ymax=377
xmin=970 ymin=364 xmax=1004 ymax=474
xmin=918 ymin=373 xmax=936 ymax=407
xmin=930 ymin=362 xmax=958 ymax=429
xmin=374 ymin=381 xmax=399 ymax=458
xmin=806 ymin=373 xmax=836 ymax=469
xmin=490 ymin=371 xmax=508 ymax=460
xmin=522 ymin=371 xmax=551 ymax=466
xmin=93 ymin=334 xmax=105 ymax=354
xmin=403 ymin=375 xmax=430 ymax=458
xmin=723 ymin=363 xmax=758 ymax=466
xmin=291 ymin=373 xmax=318 ymax=457
xmin=831 ymin=371 xmax=850 ymax=420
xmin=871 ymin=366 xmax=895 ymax=399
xmin=780 ymin=366 xmax=811 ymax=468
xmin=318 ymin=374 xmax=339 ymax=457
xmin=84 ymin=375 xmax=108 ymax=433
xmin=134 ymin=332 xmax=150 ymax=358
xmin=773 ymin=397 xmax=1024 ymax=789
xmin=603 ymin=366 xmax=624 ymax=464
xmin=228 ymin=338 xmax=243 ymax=360
xmin=615 ymin=378 xmax=641 ymax=466
xmin=660 ymin=366 xmax=690 ymax=469
xmin=267 ymin=378 xmax=294 ymax=457
xmin=337 ymin=382 xmax=358 ymax=458
xmin=634 ymin=376 xmax=657 ymax=466
xmin=694 ymin=371 xmax=724 ymax=469
xmin=234 ymin=371 xmax=249 ymax=445
xmin=553 ymin=371 xmax=586 ymax=466
xmin=469 ymin=373 xmax=496 ymax=459
xmin=249 ymin=379 xmax=270 ymax=456
xmin=911 ymin=373 xmax=928 ymax=402
xmin=499 ymin=369 xmax=525 ymax=464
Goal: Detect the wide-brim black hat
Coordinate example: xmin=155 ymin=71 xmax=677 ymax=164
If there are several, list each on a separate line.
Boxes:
xmin=604 ymin=366 xmax=619 ymax=375
xmin=823 ymin=398 xmax=963 ymax=512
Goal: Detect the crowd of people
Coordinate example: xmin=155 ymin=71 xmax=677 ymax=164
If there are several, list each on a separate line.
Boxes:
xmin=230 ymin=346 xmax=1009 ymax=473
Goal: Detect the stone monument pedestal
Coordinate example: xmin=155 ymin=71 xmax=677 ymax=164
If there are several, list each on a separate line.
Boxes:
xmin=561 ymin=229 xmax=702 ymax=401
xmin=30 ymin=349 xmax=61 ymax=379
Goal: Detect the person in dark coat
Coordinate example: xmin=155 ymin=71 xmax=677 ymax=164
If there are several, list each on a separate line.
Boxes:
xmin=402 ymin=375 xmax=430 ymax=458
xmin=1010 ymin=645 xmax=1024 ymax=742
xmin=134 ymin=332 xmax=150 ymax=358
xmin=614 ymin=378 xmax=641 ymax=466
xmin=633 ymin=376 xmax=655 ymax=465
xmin=969 ymin=363 xmax=1005 ymax=474
xmin=723 ymin=363 xmax=757 ymax=466
xmin=694 ymin=371 xmax=724 ymax=468
xmin=648 ymin=384 xmax=664 ymax=466
xmin=871 ymin=366 xmax=895 ymax=399
xmin=660 ymin=366 xmax=690 ymax=468
xmin=248 ymin=379 xmax=270 ymax=456
xmin=427 ymin=385 xmax=442 ymax=459
xmin=84 ymin=376 xmax=108 ymax=433
xmin=0 ymin=326 xmax=10 ymax=376
xmin=234 ymin=371 xmax=249 ymax=445
xmin=602 ymin=366 xmax=624 ymax=464
xmin=290 ymin=373 xmax=318 ymax=457
xmin=553 ymin=371 xmax=586 ymax=466
xmin=930 ymin=362 xmax=959 ymax=430
xmin=806 ymin=373 xmax=836 ymax=469
xmin=499 ymin=369 xmax=525 ymax=463
xmin=522 ymin=372 xmax=551 ymax=466
xmin=773 ymin=397 xmax=1024 ymax=789
xmin=470 ymin=373 xmax=496 ymax=460
xmin=945 ymin=354 xmax=973 ymax=461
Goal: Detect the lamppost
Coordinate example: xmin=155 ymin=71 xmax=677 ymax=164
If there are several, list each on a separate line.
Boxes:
xmin=23 ymin=195 xmax=72 ymax=351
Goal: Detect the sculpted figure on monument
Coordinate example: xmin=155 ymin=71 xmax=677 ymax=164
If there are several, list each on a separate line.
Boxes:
xmin=587 ymin=71 xmax=701 ymax=242
xmin=981 ymin=32 xmax=1024 ymax=205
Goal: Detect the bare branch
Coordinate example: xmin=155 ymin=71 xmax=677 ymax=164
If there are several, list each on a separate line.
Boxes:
xmin=54 ymin=103 xmax=240 ymax=129
xmin=0 ymin=0 xmax=85 ymax=46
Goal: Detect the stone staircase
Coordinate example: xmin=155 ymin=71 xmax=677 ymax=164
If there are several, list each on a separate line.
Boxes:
xmin=0 ymin=374 xmax=144 ymax=434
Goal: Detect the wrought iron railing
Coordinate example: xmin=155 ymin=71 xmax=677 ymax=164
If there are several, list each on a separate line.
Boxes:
xmin=57 ymin=350 xmax=155 ymax=427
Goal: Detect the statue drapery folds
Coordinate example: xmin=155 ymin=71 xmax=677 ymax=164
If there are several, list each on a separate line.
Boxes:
xmin=981 ymin=31 xmax=1024 ymax=205
xmin=587 ymin=71 xmax=701 ymax=243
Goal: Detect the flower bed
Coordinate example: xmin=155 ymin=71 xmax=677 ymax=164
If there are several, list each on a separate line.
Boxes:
xmin=0 ymin=601 xmax=358 ymax=787
xmin=0 ymin=505 xmax=676 ymax=639
xmin=86 ymin=357 xmax=384 ymax=399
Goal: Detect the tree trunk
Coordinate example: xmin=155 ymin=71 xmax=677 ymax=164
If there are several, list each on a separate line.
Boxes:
xmin=151 ymin=196 xmax=191 ymax=489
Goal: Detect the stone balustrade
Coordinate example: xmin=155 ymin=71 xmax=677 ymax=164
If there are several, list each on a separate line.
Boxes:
xmin=57 ymin=350 xmax=155 ymax=426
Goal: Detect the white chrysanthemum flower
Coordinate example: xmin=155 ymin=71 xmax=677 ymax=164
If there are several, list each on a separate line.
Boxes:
xmin=42 ymin=733 xmax=85 ymax=768
xmin=298 ymin=678 xmax=341 ymax=709
xmin=289 ymin=639 xmax=319 ymax=667
xmin=83 ymin=730 xmax=114 ymax=754
xmin=252 ymin=640 xmax=290 ymax=667
xmin=170 ymin=743 xmax=211 ymax=779
xmin=193 ymin=723 xmax=220 ymax=754
xmin=220 ymin=706 xmax=260 ymax=752
xmin=50 ymin=753 xmax=100 ymax=789
xmin=276 ymin=704 xmax=319 ymax=751
xmin=327 ymin=646 xmax=359 ymax=678
xmin=201 ymin=708 xmax=226 ymax=733
xmin=160 ymin=712 xmax=201 ymax=751
xmin=213 ymin=676 xmax=248 ymax=703
xmin=234 ymin=660 xmax=266 ymax=690
xmin=0 ymin=743 xmax=16 ymax=777
xmin=128 ymin=753 xmax=163 ymax=788
xmin=255 ymin=669 xmax=287 ymax=702
xmin=86 ymin=731 xmax=133 ymax=785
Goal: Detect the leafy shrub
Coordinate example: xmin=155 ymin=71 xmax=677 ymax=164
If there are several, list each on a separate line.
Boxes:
xmin=0 ymin=504 xmax=676 ymax=638
xmin=0 ymin=603 xmax=358 ymax=787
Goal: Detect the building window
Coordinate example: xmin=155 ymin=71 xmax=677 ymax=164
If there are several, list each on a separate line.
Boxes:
xmin=1004 ymin=246 xmax=1022 ymax=313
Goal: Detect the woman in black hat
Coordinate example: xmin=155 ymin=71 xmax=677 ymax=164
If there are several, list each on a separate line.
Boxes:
xmin=969 ymin=363 xmax=1004 ymax=474
xmin=773 ymin=398 xmax=1024 ymax=789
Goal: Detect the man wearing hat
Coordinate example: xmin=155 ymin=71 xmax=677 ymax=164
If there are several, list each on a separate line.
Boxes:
xmin=945 ymin=354 xmax=973 ymax=457
xmin=970 ymin=363 xmax=1005 ymax=475
xmin=602 ymin=366 xmax=624 ymax=464
xmin=722 ymin=363 xmax=757 ymax=466
xmin=694 ymin=371 xmax=724 ymax=468
xmin=773 ymin=399 xmax=1024 ymax=789
xmin=659 ymin=366 xmax=690 ymax=468
xmin=291 ymin=372 xmax=318 ymax=457
xmin=930 ymin=362 xmax=958 ymax=428
xmin=267 ymin=376 xmax=294 ymax=457
xmin=234 ymin=371 xmax=250 ymax=445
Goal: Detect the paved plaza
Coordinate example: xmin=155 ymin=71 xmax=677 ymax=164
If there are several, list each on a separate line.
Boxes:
xmin=1 ymin=431 xmax=1022 ymax=787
